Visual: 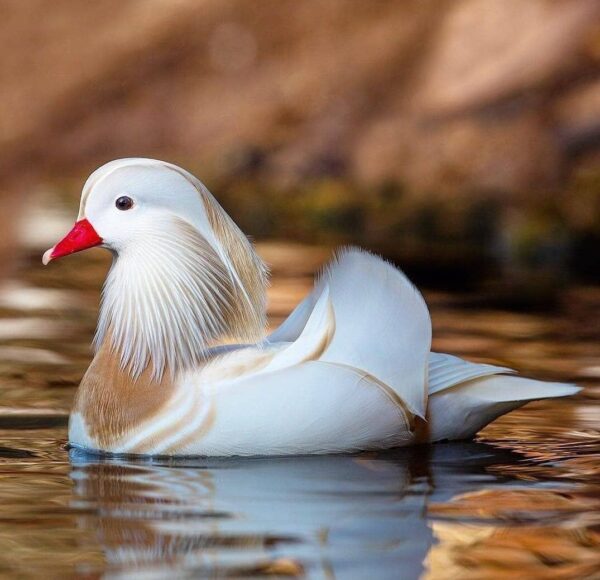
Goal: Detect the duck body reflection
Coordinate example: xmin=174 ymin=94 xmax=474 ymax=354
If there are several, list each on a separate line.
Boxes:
xmin=69 ymin=443 xmax=523 ymax=578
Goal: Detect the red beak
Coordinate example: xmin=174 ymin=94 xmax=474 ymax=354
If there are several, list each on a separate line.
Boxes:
xmin=42 ymin=219 xmax=103 ymax=265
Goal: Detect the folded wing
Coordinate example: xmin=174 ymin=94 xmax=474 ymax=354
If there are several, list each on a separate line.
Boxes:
xmin=268 ymin=248 xmax=432 ymax=418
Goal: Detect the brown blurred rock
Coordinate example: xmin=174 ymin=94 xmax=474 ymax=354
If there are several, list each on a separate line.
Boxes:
xmin=0 ymin=0 xmax=598 ymax=196
xmin=417 ymin=0 xmax=598 ymax=115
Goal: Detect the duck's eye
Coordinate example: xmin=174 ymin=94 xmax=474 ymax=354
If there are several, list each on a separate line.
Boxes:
xmin=115 ymin=196 xmax=134 ymax=211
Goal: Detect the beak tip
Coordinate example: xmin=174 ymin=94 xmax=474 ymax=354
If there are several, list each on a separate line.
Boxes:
xmin=42 ymin=248 xmax=54 ymax=266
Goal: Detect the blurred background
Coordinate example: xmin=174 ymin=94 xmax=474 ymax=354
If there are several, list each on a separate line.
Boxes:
xmin=0 ymin=3 xmax=599 ymax=576
xmin=0 ymin=0 xmax=598 ymax=301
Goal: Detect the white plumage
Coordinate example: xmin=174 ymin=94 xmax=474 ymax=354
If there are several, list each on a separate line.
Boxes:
xmin=43 ymin=158 xmax=580 ymax=456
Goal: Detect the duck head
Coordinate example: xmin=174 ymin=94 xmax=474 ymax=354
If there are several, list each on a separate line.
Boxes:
xmin=43 ymin=158 xmax=268 ymax=378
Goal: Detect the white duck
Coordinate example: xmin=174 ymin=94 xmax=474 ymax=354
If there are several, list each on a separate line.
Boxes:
xmin=43 ymin=158 xmax=579 ymax=456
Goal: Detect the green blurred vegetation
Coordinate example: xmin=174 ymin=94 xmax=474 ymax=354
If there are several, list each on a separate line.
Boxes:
xmin=209 ymin=165 xmax=600 ymax=292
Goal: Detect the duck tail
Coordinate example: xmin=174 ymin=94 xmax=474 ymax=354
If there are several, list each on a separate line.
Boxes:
xmin=425 ymin=352 xmax=581 ymax=442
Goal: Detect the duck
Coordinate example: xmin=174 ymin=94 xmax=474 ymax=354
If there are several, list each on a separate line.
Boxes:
xmin=42 ymin=158 xmax=579 ymax=456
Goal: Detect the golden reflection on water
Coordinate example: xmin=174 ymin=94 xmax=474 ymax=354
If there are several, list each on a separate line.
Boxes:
xmin=0 ymin=206 xmax=598 ymax=578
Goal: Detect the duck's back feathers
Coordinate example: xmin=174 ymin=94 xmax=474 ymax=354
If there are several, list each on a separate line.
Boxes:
xmin=180 ymin=248 xmax=431 ymax=456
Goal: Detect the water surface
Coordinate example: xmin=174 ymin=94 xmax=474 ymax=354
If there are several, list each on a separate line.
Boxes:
xmin=0 ymin=198 xmax=597 ymax=578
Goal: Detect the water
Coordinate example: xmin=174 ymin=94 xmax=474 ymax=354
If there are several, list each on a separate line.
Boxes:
xmin=0 ymin=197 xmax=598 ymax=578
